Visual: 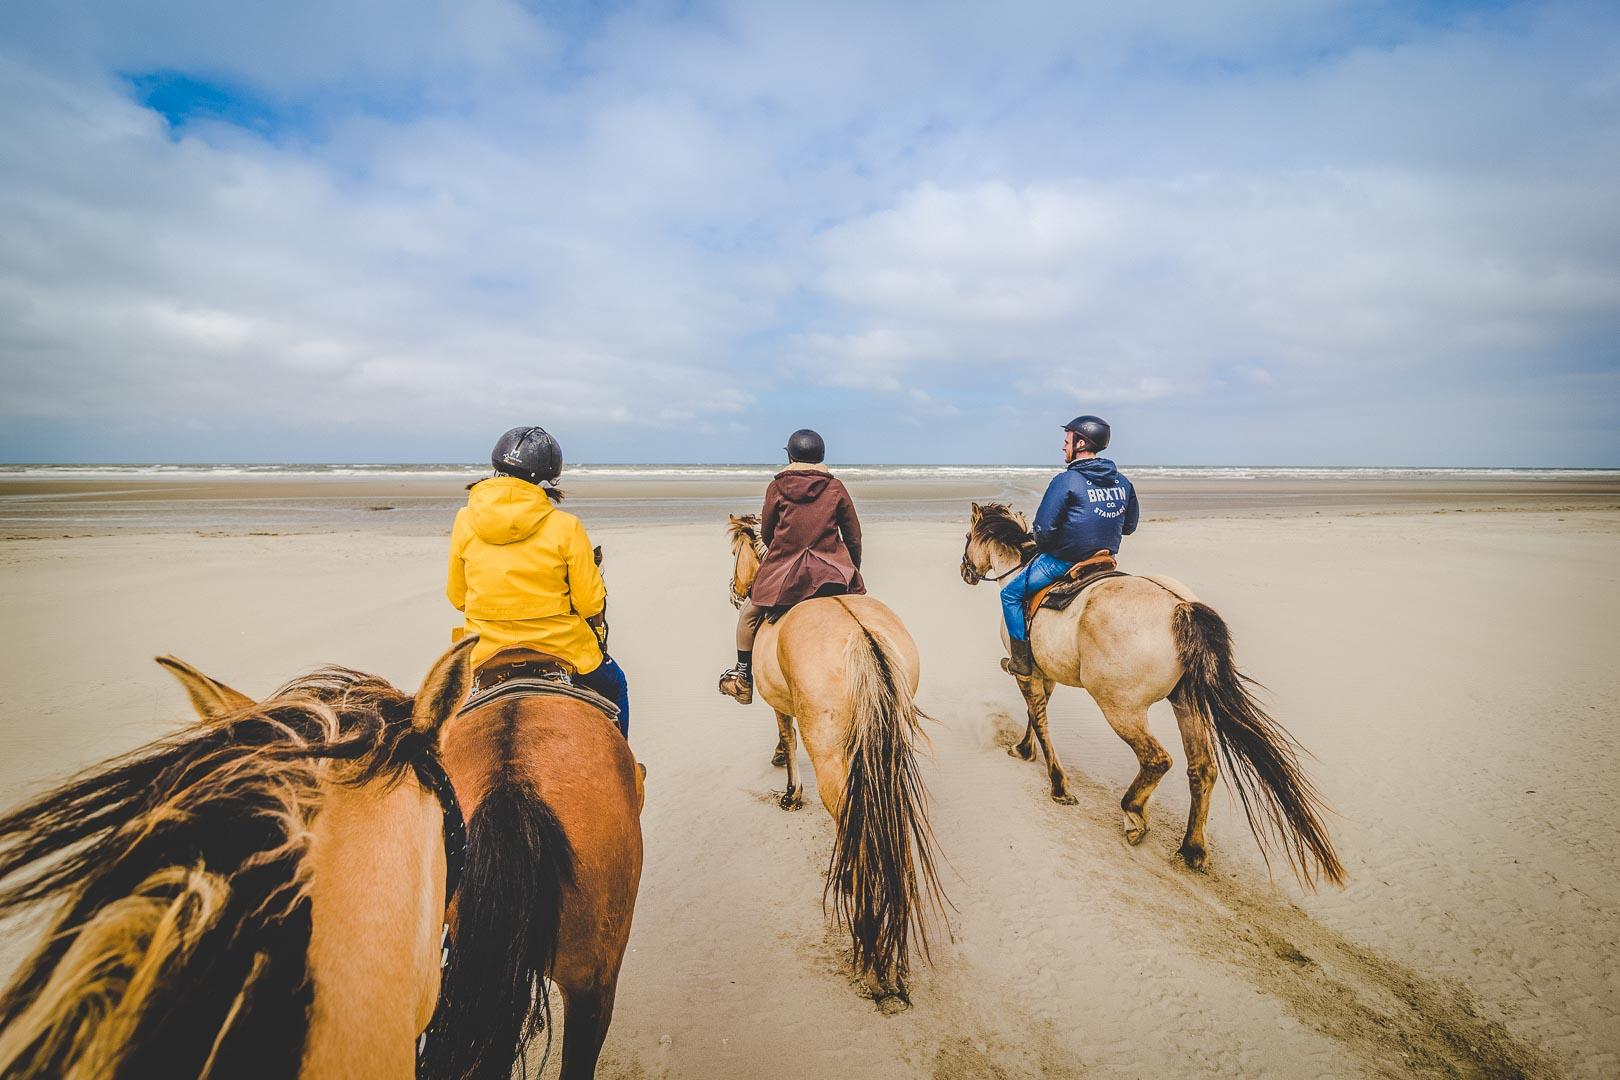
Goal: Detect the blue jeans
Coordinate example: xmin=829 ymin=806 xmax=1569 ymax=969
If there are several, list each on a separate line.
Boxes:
xmin=999 ymin=554 xmax=1074 ymax=642
xmin=576 ymin=655 xmax=630 ymax=739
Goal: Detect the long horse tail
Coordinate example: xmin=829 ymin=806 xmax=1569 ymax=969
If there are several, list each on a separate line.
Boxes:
xmin=420 ymin=776 xmax=574 ymax=1080
xmin=825 ymin=617 xmax=947 ymax=997
xmin=1172 ymin=601 xmax=1346 ymax=888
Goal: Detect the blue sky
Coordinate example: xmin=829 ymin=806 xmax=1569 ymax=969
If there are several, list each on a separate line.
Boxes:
xmin=0 ymin=1 xmax=1615 ymax=465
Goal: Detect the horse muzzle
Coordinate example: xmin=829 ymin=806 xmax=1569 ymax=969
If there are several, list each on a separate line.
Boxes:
xmin=960 ymin=558 xmax=981 ymax=586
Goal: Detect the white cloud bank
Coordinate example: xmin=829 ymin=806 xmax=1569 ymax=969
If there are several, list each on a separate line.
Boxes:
xmin=0 ymin=1 xmax=1615 ymax=464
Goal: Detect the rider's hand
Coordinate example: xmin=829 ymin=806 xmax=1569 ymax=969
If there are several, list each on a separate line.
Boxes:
xmin=587 ymin=612 xmax=609 ymax=652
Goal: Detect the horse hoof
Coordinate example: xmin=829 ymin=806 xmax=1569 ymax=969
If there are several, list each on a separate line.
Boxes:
xmin=771 ymin=748 xmax=789 ymax=768
xmin=779 ymin=790 xmax=802 ymax=811
xmin=1007 ymin=744 xmax=1035 ymax=761
xmin=1179 ymin=844 xmax=1207 ymax=870
xmin=1051 ymin=792 xmax=1078 ymax=806
xmin=875 ymin=991 xmax=911 ymax=1016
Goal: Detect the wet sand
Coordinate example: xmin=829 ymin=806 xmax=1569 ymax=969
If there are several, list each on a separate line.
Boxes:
xmin=1 ymin=476 xmax=1616 ymax=1077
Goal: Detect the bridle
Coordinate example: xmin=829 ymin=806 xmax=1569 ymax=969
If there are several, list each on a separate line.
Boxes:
xmin=960 ymin=533 xmax=1037 ymax=585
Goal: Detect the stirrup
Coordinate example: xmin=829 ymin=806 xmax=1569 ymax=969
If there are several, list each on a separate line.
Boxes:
xmin=718 ymin=667 xmax=754 ymax=705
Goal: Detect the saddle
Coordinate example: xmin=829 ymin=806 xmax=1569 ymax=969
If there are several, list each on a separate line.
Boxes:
xmin=463 ymin=647 xmax=619 ymax=721
xmin=1026 ymin=550 xmax=1126 ymax=621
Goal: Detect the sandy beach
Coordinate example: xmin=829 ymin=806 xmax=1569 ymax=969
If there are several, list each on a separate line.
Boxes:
xmin=2 ymin=472 xmax=1617 ymax=1078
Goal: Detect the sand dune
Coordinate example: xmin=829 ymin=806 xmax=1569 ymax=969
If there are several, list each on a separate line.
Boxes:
xmin=1 ymin=504 xmax=1615 ymax=1077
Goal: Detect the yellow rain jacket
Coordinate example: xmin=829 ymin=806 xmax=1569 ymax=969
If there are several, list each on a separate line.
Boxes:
xmin=446 ymin=476 xmax=606 ymax=672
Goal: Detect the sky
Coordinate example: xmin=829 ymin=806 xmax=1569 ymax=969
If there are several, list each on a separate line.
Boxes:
xmin=0 ymin=1 xmax=1616 ymax=466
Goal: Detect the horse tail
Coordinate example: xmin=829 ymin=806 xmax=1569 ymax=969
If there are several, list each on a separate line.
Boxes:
xmin=825 ymin=619 xmax=947 ymax=996
xmin=1172 ymin=601 xmax=1345 ymax=888
xmin=420 ymin=776 xmax=574 ymax=1080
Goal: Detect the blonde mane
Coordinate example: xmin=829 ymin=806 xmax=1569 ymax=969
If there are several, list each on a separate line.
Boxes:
xmin=726 ymin=515 xmax=767 ymax=607
xmin=0 ymin=669 xmax=423 ymax=1080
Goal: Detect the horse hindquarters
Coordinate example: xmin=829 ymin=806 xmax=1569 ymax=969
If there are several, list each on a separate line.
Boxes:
xmin=421 ymin=780 xmax=575 ymax=1080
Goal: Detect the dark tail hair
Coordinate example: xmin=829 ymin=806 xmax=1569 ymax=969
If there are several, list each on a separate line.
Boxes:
xmin=1172 ymin=602 xmax=1345 ymax=888
xmin=420 ymin=780 xmax=574 ymax=1079
xmin=826 ymin=622 xmax=947 ymax=995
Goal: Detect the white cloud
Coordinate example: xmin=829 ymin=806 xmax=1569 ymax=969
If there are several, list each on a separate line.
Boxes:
xmin=0 ymin=1 xmax=1615 ymax=463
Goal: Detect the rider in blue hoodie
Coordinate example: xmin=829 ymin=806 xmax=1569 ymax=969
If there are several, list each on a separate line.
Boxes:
xmin=1001 ymin=415 xmax=1139 ymax=676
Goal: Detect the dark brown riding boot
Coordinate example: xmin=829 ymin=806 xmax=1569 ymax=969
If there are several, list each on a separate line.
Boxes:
xmin=1002 ymin=639 xmax=1036 ymax=678
xmin=718 ymin=666 xmax=754 ymax=704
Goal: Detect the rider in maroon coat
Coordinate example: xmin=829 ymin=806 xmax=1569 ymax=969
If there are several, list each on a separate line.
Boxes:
xmin=718 ymin=429 xmax=865 ymax=704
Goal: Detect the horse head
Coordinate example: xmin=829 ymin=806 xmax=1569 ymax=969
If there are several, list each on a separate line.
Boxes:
xmin=961 ymin=501 xmax=1034 ymax=585
xmin=726 ymin=514 xmax=765 ymax=608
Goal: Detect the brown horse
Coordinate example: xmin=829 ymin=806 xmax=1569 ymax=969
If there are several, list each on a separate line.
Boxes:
xmin=162 ymin=650 xmax=645 ymax=1080
xmin=726 ymin=515 xmax=946 ymax=1005
xmin=960 ymin=502 xmax=1344 ymax=888
xmin=0 ymin=639 xmax=480 ymax=1080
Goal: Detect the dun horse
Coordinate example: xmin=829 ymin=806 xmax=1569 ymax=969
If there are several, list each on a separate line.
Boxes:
xmin=726 ymin=514 xmax=946 ymax=1004
xmin=162 ymin=648 xmax=644 ymax=1080
xmin=0 ymin=639 xmax=480 ymax=1080
xmin=960 ymin=502 xmax=1344 ymax=888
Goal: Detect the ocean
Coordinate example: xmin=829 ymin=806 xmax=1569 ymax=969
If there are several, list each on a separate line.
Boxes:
xmin=2 ymin=464 xmax=1617 ymax=536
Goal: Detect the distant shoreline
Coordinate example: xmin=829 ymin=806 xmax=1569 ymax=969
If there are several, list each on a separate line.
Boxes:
xmin=3 ymin=467 xmax=1617 ymax=539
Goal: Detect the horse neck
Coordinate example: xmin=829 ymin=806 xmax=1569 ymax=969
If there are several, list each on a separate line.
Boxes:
xmin=302 ymin=773 xmax=444 ymax=1079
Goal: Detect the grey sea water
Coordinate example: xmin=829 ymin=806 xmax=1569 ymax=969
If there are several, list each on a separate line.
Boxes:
xmin=3 ymin=464 xmax=1617 ymax=536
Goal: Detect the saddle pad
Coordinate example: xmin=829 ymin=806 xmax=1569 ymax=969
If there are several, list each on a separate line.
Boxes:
xmin=1038 ymin=569 xmax=1128 ymax=612
xmin=458 ymin=676 xmax=620 ymax=721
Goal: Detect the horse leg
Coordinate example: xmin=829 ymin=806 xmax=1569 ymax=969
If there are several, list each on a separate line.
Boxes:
xmin=559 ymin=983 xmax=616 ymax=1080
xmin=1171 ymin=692 xmax=1217 ymax=870
xmin=1009 ymin=696 xmax=1039 ymax=762
xmin=1015 ymin=674 xmax=1075 ymax=804
xmin=776 ymin=712 xmax=802 ymax=810
xmin=1096 ymin=699 xmax=1172 ymax=845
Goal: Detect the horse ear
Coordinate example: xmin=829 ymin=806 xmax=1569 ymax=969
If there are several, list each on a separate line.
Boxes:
xmin=155 ymin=655 xmax=255 ymax=722
xmin=970 ymin=502 xmax=983 ymax=520
xmin=412 ymin=636 xmax=478 ymax=737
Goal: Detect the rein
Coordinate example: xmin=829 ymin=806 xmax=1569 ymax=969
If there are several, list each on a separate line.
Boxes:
xmin=403 ymin=736 xmax=468 ymax=907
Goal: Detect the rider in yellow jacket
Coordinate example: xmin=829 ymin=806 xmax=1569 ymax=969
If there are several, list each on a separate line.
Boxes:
xmin=446 ymin=426 xmax=630 ymax=735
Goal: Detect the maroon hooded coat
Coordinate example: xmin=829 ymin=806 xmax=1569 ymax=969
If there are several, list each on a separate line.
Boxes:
xmin=748 ymin=464 xmax=866 ymax=608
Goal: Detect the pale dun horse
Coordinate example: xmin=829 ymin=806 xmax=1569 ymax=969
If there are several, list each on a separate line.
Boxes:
xmin=727 ymin=515 xmax=947 ymax=1005
xmin=961 ymin=503 xmax=1344 ymax=888
xmin=0 ymin=639 xmax=481 ymax=1080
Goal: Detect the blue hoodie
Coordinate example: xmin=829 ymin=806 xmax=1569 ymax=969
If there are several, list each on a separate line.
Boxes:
xmin=1031 ymin=457 xmax=1139 ymax=562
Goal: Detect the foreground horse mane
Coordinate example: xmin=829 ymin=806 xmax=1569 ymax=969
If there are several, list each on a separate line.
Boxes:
xmin=973 ymin=503 xmax=1033 ymax=552
xmin=0 ymin=668 xmax=421 ymax=1080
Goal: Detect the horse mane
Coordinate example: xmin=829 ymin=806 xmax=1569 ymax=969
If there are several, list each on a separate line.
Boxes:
xmin=0 ymin=668 xmax=422 ymax=1080
xmin=727 ymin=514 xmax=766 ymax=560
xmin=974 ymin=502 xmax=1034 ymax=553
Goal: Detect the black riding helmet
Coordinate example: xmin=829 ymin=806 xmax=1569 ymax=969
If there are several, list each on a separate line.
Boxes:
xmin=1061 ymin=415 xmax=1111 ymax=452
xmin=785 ymin=428 xmax=826 ymax=464
xmin=491 ymin=426 xmax=563 ymax=484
